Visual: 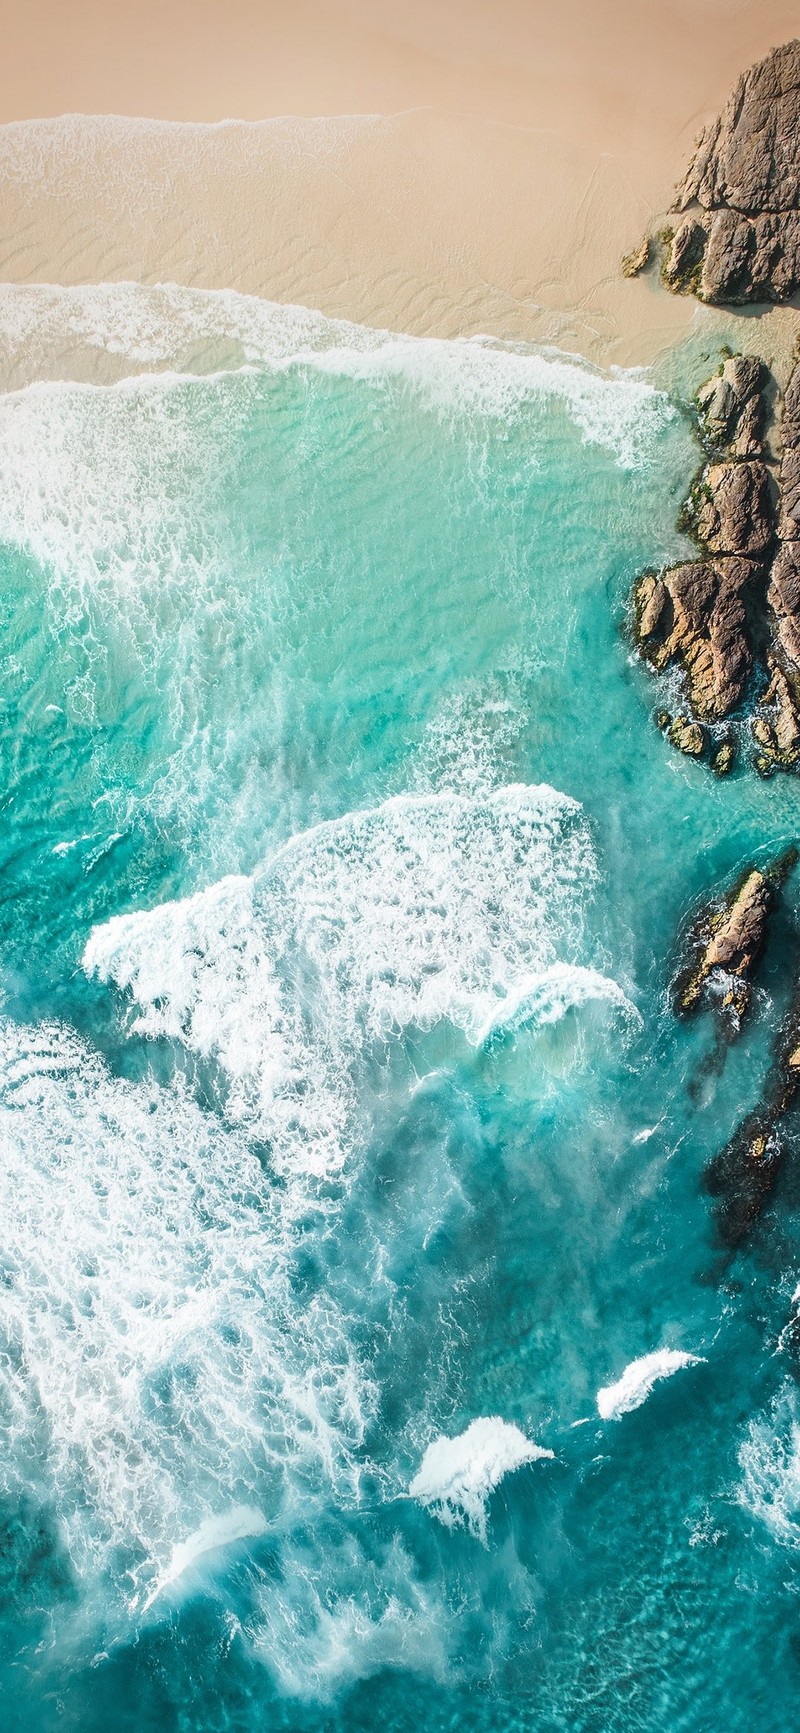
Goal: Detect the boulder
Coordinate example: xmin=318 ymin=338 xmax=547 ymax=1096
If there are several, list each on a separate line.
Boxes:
xmin=667 ymin=714 xmax=705 ymax=758
xmin=710 ymin=737 xmax=736 ymax=777
xmin=621 ymin=234 xmax=650 ymax=278
xmin=691 ymin=460 xmax=774 ymax=558
xmin=663 ymin=217 xmax=707 ymax=292
xmin=674 ymin=866 xmax=775 ymax=1020
xmin=633 ymin=557 xmax=759 ymax=721
xmin=696 ymin=354 xmax=766 ymax=457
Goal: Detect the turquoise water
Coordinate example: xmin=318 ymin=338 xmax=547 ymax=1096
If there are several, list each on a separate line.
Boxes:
xmin=3 ymin=293 xmax=800 ymax=1732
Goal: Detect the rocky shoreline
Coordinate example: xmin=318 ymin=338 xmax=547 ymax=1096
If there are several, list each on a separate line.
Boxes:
xmin=631 ymin=345 xmax=800 ymax=777
xmin=626 ymin=40 xmax=800 ymax=1255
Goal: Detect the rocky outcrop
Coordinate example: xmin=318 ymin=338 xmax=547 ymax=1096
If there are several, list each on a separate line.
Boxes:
xmin=628 ymin=345 xmax=800 ymax=774
xmin=621 ymin=235 xmax=650 ymax=278
xmin=696 ymin=354 xmax=766 ymax=458
xmin=694 ymin=848 xmax=800 ymax=1244
xmin=634 ymin=557 xmax=758 ymax=723
xmin=689 ymin=461 xmax=773 ymax=558
xmin=665 ymin=41 xmax=800 ymax=305
xmin=751 ymin=358 xmax=800 ymax=771
xmin=673 ymin=858 xmax=791 ymax=1024
xmin=631 ymin=352 xmax=774 ymax=737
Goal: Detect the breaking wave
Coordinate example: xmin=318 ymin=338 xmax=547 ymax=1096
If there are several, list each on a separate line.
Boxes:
xmin=596 ymin=1350 xmax=704 ymax=1420
xmin=83 ymin=785 xmax=604 ymax=1181
xmin=0 ymin=282 xmax=674 ymax=469
xmin=409 ymin=1417 xmax=554 ymax=1544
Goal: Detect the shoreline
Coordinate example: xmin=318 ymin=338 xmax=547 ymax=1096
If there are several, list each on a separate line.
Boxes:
xmin=1 ymin=4 xmax=800 ymax=375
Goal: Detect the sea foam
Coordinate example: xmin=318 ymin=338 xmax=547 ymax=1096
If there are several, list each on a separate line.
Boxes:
xmin=739 ymin=1385 xmax=800 ymax=1549
xmin=410 ymin=1417 xmax=554 ymax=1543
xmin=0 ymin=1017 xmax=374 ymax=1601
xmin=0 ymin=282 xmax=673 ymax=469
xmin=83 ymin=785 xmax=602 ymax=1181
xmin=597 ymin=1350 xmax=704 ymax=1420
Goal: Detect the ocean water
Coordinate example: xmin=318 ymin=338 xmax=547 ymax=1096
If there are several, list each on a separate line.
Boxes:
xmin=3 ymin=287 xmax=800 ymax=1733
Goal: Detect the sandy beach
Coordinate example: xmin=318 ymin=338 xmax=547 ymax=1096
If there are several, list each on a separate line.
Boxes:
xmin=1 ymin=1 xmax=800 ymax=372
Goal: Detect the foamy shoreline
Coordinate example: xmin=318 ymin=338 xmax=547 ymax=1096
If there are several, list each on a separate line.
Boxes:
xmin=1 ymin=1 xmax=799 ymax=377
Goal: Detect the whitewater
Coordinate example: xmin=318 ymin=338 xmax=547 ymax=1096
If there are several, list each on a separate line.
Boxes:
xmin=2 ymin=282 xmax=800 ymax=1733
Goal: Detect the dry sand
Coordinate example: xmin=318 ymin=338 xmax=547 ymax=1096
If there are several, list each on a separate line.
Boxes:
xmin=1 ymin=1 xmax=800 ymax=371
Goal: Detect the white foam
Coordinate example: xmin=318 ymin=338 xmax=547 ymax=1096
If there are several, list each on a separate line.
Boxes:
xmin=0 ymin=1017 xmax=374 ymax=1601
xmin=142 ymin=1505 xmax=268 ymax=1609
xmin=410 ymin=1417 xmax=553 ymax=1543
xmin=738 ymin=1385 xmax=800 ymax=1548
xmin=597 ymin=1350 xmax=704 ymax=1420
xmin=0 ymin=281 xmax=673 ymax=469
xmin=475 ymin=961 xmax=641 ymax=1047
xmin=250 ymin=1530 xmax=452 ymax=1699
xmin=83 ymin=785 xmax=600 ymax=1181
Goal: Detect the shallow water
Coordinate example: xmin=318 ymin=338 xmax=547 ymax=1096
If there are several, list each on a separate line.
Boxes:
xmin=3 ymin=289 xmax=800 ymax=1733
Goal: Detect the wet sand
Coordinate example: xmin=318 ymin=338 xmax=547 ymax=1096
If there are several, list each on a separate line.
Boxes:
xmin=0 ymin=1 xmax=799 ymax=370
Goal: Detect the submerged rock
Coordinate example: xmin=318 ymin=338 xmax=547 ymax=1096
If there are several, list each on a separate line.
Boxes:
xmin=706 ymin=1115 xmax=786 ymax=1247
xmin=706 ymin=998 xmax=800 ymax=1247
xmin=668 ymin=41 xmax=800 ymax=305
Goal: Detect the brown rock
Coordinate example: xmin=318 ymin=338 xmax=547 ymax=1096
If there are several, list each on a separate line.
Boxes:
xmin=621 ymin=234 xmax=650 ymax=278
xmin=768 ymin=545 xmax=800 ymax=666
xmin=696 ymin=355 xmax=766 ymax=457
xmin=751 ymin=653 xmax=800 ymax=769
xmin=675 ymin=851 xmax=796 ymax=1024
xmin=670 ymin=43 xmax=800 ymax=305
xmin=675 ymin=867 xmax=772 ymax=1019
xmin=692 ymin=460 xmax=774 ymax=558
xmin=782 ymin=358 xmax=800 ymax=448
xmin=699 ymin=209 xmax=800 ymax=305
xmin=667 ymin=715 xmax=706 ymax=758
xmin=779 ymin=446 xmax=800 ymax=538
xmin=705 ymin=917 xmax=800 ymax=1247
xmin=663 ymin=217 xmax=707 ymax=292
xmin=677 ymin=41 xmax=800 ymax=216
xmin=710 ymin=737 xmax=736 ymax=777
xmin=633 ymin=557 xmax=759 ymax=722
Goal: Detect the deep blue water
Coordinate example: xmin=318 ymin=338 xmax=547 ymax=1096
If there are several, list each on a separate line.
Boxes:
xmin=3 ymin=291 xmax=800 ymax=1732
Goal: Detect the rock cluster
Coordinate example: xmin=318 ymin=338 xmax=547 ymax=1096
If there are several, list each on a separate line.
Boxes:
xmin=632 ymin=346 xmax=800 ymax=773
xmin=672 ymin=848 xmax=798 ymax=1245
xmin=632 ymin=351 xmax=779 ymax=764
xmin=663 ymin=41 xmax=800 ymax=305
